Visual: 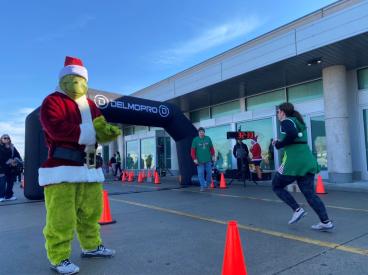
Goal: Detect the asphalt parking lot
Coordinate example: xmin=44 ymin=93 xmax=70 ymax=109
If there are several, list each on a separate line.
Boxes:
xmin=0 ymin=178 xmax=367 ymax=275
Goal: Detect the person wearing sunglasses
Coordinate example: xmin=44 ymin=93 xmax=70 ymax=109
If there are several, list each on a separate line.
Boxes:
xmin=0 ymin=134 xmax=21 ymax=201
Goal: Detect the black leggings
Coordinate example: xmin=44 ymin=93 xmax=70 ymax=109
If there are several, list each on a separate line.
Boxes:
xmin=272 ymin=173 xmax=329 ymax=222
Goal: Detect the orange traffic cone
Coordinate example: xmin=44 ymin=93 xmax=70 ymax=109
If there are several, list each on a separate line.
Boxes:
xmin=121 ymin=171 xmax=127 ymax=182
xmin=210 ymin=179 xmax=215 ymax=189
xmin=154 ymin=171 xmax=160 ymax=184
xmin=99 ymin=190 xmax=116 ymax=225
xmin=222 ymin=221 xmax=247 ymax=275
xmin=316 ymin=175 xmax=327 ymax=194
xmin=138 ymin=172 xmax=143 ymax=183
xmin=128 ymin=171 xmax=134 ymax=182
xmin=219 ymin=173 xmax=227 ymax=189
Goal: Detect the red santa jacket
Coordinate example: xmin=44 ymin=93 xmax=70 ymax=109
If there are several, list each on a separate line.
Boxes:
xmin=38 ymin=91 xmax=105 ymax=186
xmin=250 ymin=142 xmax=262 ymax=161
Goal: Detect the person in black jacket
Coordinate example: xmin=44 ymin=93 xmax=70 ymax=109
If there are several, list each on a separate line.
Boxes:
xmin=0 ymin=134 xmax=22 ymax=201
xmin=233 ymin=139 xmax=250 ymax=181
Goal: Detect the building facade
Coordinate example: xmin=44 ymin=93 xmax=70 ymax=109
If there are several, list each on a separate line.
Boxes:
xmin=102 ymin=0 xmax=368 ymax=183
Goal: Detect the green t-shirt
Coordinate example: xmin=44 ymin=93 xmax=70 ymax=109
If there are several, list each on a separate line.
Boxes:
xmin=191 ymin=136 xmax=213 ymax=163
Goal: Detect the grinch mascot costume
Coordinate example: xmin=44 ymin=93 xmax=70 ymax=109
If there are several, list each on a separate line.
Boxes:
xmin=39 ymin=56 xmax=121 ymax=274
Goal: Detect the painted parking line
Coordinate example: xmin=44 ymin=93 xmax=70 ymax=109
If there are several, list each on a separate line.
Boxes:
xmin=173 ymin=188 xmax=368 ymax=213
xmin=110 ymin=198 xmax=368 ymax=257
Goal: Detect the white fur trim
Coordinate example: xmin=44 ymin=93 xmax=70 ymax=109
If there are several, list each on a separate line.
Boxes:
xmin=59 ymin=65 xmax=88 ymax=81
xmin=38 ymin=166 xmax=105 ymax=186
xmin=76 ymin=95 xmax=96 ymax=145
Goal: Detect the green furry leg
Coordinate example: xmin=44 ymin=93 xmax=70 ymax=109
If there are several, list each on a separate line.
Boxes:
xmin=43 ymin=183 xmax=78 ymax=265
xmin=75 ymin=182 xmax=103 ymax=250
xmin=43 ymin=182 xmax=103 ymax=265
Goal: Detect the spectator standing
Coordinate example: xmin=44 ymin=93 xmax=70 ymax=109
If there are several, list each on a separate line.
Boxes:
xmin=250 ymin=136 xmax=262 ymax=180
xmin=232 ymin=139 xmax=250 ymax=180
xmin=114 ymin=151 xmax=122 ymax=178
xmin=109 ymin=154 xmax=117 ymax=175
xmin=0 ymin=134 xmax=21 ymax=201
xmin=191 ymin=127 xmax=216 ymax=191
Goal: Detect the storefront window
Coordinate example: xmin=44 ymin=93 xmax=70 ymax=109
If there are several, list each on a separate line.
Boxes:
xmin=211 ymin=100 xmax=240 ymax=118
xmin=237 ymin=118 xmax=274 ymax=170
xmin=358 ymin=68 xmax=368 ymax=90
xmin=247 ymin=89 xmax=285 ymax=111
xmin=311 ymin=115 xmax=327 ymax=170
xmin=157 ymin=137 xmax=171 ymax=170
xmin=126 ymin=140 xmax=139 ymax=169
xmin=190 ymin=108 xmax=210 ymax=123
xmin=141 ymin=138 xmax=155 ymax=169
xmin=206 ymin=125 xmax=232 ymax=170
xmin=135 ymin=126 xmax=148 ymax=134
xmin=123 ymin=127 xmax=134 ymax=136
xmin=287 ymin=80 xmax=323 ymax=104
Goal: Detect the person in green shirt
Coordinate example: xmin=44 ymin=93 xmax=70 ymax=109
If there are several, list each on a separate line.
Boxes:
xmin=272 ymin=102 xmax=334 ymax=231
xmin=191 ymin=127 xmax=216 ymax=191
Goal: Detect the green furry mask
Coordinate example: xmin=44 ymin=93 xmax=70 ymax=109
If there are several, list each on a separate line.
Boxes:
xmin=59 ymin=75 xmax=88 ymax=100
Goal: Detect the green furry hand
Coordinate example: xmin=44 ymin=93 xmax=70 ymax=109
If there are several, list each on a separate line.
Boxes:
xmin=93 ymin=116 xmax=121 ymax=143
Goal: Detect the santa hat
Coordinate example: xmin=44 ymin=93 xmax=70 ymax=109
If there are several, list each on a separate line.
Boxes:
xmin=59 ymin=56 xmax=88 ymax=81
xmin=250 ymin=136 xmax=258 ymax=144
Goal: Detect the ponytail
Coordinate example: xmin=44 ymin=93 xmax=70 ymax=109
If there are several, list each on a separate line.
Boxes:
xmin=278 ymin=102 xmax=305 ymax=125
xmin=292 ymin=110 xmax=305 ymax=125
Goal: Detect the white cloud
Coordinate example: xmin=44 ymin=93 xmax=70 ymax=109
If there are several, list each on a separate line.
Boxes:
xmin=155 ymin=16 xmax=262 ymax=65
xmin=0 ymin=107 xmax=35 ymax=158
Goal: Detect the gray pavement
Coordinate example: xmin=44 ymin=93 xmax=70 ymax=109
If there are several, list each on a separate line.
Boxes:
xmin=0 ymin=178 xmax=367 ymax=275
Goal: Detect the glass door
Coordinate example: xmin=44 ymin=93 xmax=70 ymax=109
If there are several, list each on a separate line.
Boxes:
xmin=310 ymin=115 xmax=328 ymax=179
xmin=361 ymin=108 xmax=368 ymax=180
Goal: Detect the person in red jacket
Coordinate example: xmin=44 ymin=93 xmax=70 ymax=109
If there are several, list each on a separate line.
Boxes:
xmin=39 ymin=56 xmax=121 ymax=274
xmin=250 ymin=136 xmax=262 ymax=180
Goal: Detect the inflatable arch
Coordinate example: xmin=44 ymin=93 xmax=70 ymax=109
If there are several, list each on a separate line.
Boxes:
xmin=24 ymin=91 xmax=198 ymax=200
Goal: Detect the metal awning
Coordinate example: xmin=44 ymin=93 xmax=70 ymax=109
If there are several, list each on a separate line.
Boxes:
xmin=167 ymin=32 xmax=368 ymax=112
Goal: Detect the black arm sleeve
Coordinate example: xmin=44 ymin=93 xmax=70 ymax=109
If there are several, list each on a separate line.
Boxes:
xmin=243 ymin=144 xmax=249 ymax=155
xmin=275 ymin=120 xmax=298 ymax=149
xmin=13 ymin=147 xmax=22 ymax=161
xmin=233 ymin=145 xmax=236 ymax=158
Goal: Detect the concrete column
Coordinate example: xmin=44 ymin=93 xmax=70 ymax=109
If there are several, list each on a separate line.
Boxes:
xmin=170 ymin=138 xmax=179 ymax=174
xmin=108 ymin=140 xmax=118 ymax=159
xmin=117 ymin=135 xmax=124 ymax=168
xmin=322 ymin=65 xmax=352 ymax=183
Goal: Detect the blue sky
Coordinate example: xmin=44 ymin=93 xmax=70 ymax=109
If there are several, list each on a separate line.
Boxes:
xmin=0 ymin=0 xmax=336 ymax=156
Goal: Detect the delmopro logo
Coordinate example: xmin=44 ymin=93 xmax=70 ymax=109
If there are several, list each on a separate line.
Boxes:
xmin=94 ymin=95 xmax=170 ymax=118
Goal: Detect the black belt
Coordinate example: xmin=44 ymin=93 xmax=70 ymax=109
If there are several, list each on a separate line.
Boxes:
xmin=293 ymin=141 xmax=307 ymax=144
xmin=52 ymin=147 xmax=86 ymax=164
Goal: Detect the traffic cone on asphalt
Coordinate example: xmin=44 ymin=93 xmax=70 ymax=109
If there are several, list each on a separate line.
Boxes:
xmin=99 ymin=190 xmax=116 ymax=225
xmin=219 ymin=173 xmax=227 ymax=189
xmin=138 ymin=172 xmax=143 ymax=183
xmin=316 ymin=175 xmax=327 ymax=194
xmin=222 ymin=221 xmax=247 ymax=275
xmin=210 ymin=179 xmax=215 ymax=189
xmin=121 ymin=171 xmax=127 ymax=182
xmin=154 ymin=171 xmax=160 ymax=184
xmin=128 ymin=171 xmax=133 ymax=182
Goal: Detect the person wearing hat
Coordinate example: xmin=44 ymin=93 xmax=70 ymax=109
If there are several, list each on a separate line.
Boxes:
xmin=250 ymin=136 xmax=262 ymax=180
xmin=191 ymin=127 xmax=216 ymax=191
xmin=39 ymin=56 xmax=121 ymax=274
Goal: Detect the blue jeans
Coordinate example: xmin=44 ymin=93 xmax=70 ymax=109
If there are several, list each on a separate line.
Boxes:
xmin=272 ymin=173 xmax=329 ymax=222
xmin=197 ymin=162 xmax=212 ymax=188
